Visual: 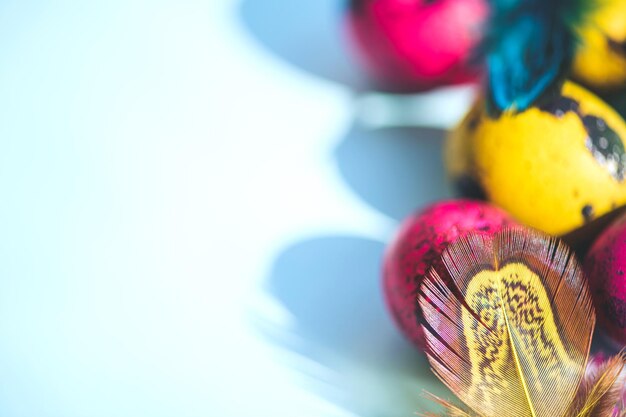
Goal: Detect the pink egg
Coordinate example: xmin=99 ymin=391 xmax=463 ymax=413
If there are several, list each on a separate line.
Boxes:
xmin=584 ymin=212 xmax=626 ymax=346
xmin=383 ymin=199 xmax=516 ymax=349
xmin=346 ymin=0 xmax=488 ymax=91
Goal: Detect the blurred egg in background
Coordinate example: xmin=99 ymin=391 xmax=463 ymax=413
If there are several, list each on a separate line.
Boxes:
xmin=345 ymin=0 xmax=488 ymax=91
xmin=572 ymin=0 xmax=626 ymax=91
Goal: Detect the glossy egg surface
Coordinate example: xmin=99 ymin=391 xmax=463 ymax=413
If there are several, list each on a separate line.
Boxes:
xmin=573 ymin=0 xmax=626 ymax=90
xmin=346 ymin=0 xmax=487 ymax=91
xmin=383 ymin=199 xmax=515 ymax=348
xmin=446 ymin=81 xmax=626 ymax=236
xmin=585 ymin=212 xmax=626 ymax=346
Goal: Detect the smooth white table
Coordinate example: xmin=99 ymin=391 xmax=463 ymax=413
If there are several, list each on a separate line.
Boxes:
xmin=0 ymin=0 xmax=472 ymax=415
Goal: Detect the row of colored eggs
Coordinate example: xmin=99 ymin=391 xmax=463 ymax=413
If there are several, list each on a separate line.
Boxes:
xmin=385 ymin=79 xmax=626 ymax=347
xmin=384 ymin=199 xmax=626 ymax=350
xmin=347 ymin=1 xmax=626 ymax=236
xmin=384 ymin=87 xmax=626 ymax=347
xmin=346 ymin=0 xmax=626 ymax=92
xmin=345 ymin=1 xmax=626 ymax=351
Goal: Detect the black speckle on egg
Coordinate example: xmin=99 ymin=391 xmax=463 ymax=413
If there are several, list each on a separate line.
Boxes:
xmin=582 ymin=115 xmax=626 ymax=181
xmin=538 ymin=95 xmax=626 ymax=182
xmin=539 ymin=96 xmax=581 ymax=118
xmin=603 ymin=293 xmax=626 ymax=329
xmin=607 ymin=36 xmax=626 ymax=58
xmin=582 ymin=205 xmax=594 ymax=222
xmin=467 ymin=113 xmax=480 ymax=132
xmin=454 ymin=175 xmax=487 ymax=200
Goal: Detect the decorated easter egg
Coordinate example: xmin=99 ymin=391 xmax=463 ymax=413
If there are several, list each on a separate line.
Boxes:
xmin=383 ymin=199 xmax=516 ymax=349
xmin=584 ymin=212 xmax=626 ymax=346
xmin=346 ymin=0 xmax=488 ymax=91
xmin=446 ymin=81 xmax=626 ymax=238
xmin=573 ymin=0 xmax=626 ymax=90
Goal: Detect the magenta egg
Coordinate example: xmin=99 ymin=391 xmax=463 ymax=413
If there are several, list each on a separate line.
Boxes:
xmin=346 ymin=0 xmax=488 ymax=91
xmin=383 ymin=199 xmax=516 ymax=349
xmin=584 ymin=212 xmax=626 ymax=346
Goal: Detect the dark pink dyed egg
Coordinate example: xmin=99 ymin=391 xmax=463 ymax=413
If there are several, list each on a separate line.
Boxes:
xmin=383 ymin=200 xmax=516 ymax=349
xmin=584 ymin=213 xmax=626 ymax=346
xmin=346 ymin=0 xmax=488 ymax=91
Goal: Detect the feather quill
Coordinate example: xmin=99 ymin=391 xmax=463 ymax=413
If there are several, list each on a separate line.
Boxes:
xmin=483 ymin=0 xmax=594 ymax=113
xmin=418 ymin=392 xmax=479 ymax=417
xmin=419 ymin=228 xmax=596 ymax=417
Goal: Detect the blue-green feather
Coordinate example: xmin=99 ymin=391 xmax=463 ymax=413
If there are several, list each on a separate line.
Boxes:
xmin=484 ymin=0 xmax=593 ymax=113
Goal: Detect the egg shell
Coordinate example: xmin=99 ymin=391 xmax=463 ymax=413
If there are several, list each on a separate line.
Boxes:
xmin=346 ymin=0 xmax=487 ymax=91
xmin=383 ymin=199 xmax=516 ymax=349
xmin=573 ymin=0 xmax=626 ymax=90
xmin=584 ymin=212 xmax=626 ymax=346
xmin=446 ymin=81 xmax=626 ymax=238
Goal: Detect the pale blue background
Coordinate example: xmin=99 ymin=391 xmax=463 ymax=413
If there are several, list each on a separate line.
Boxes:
xmin=0 ymin=1 xmax=472 ymax=416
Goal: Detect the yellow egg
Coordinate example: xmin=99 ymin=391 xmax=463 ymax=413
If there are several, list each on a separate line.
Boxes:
xmin=573 ymin=0 xmax=626 ymax=89
xmin=446 ymin=81 xmax=626 ymax=236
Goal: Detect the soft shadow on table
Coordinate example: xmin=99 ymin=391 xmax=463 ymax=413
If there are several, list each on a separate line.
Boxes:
xmin=238 ymin=0 xmax=367 ymax=89
xmin=251 ymin=126 xmax=453 ymax=416
xmin=240 ymin=1 xmax=455 ymax=414
xmin=255 ymin=236 xmax=449 ymax=417
xmin=240 ymin=0 xmax=458 ymax=220
xmin=335 ymin=124 xmax=452 ymax=221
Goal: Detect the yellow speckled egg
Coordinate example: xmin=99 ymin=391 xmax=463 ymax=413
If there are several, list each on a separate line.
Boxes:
xmin=446 ymin=81 xmax=626 ymax=236
xmin=573 ymin=0 xmax=626 ymax=89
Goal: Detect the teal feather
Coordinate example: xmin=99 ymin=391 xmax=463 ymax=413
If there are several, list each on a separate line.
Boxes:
xmin=484 ymin=0 xmax=595 ymax=114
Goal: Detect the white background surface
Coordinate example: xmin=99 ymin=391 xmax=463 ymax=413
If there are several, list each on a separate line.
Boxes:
xmin=0 ymin=0 xmax=472 ymax=416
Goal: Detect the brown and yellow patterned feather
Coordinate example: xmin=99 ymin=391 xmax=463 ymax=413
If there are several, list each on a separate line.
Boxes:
xmin=418 ymin=228 xmax=595 ymax=417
